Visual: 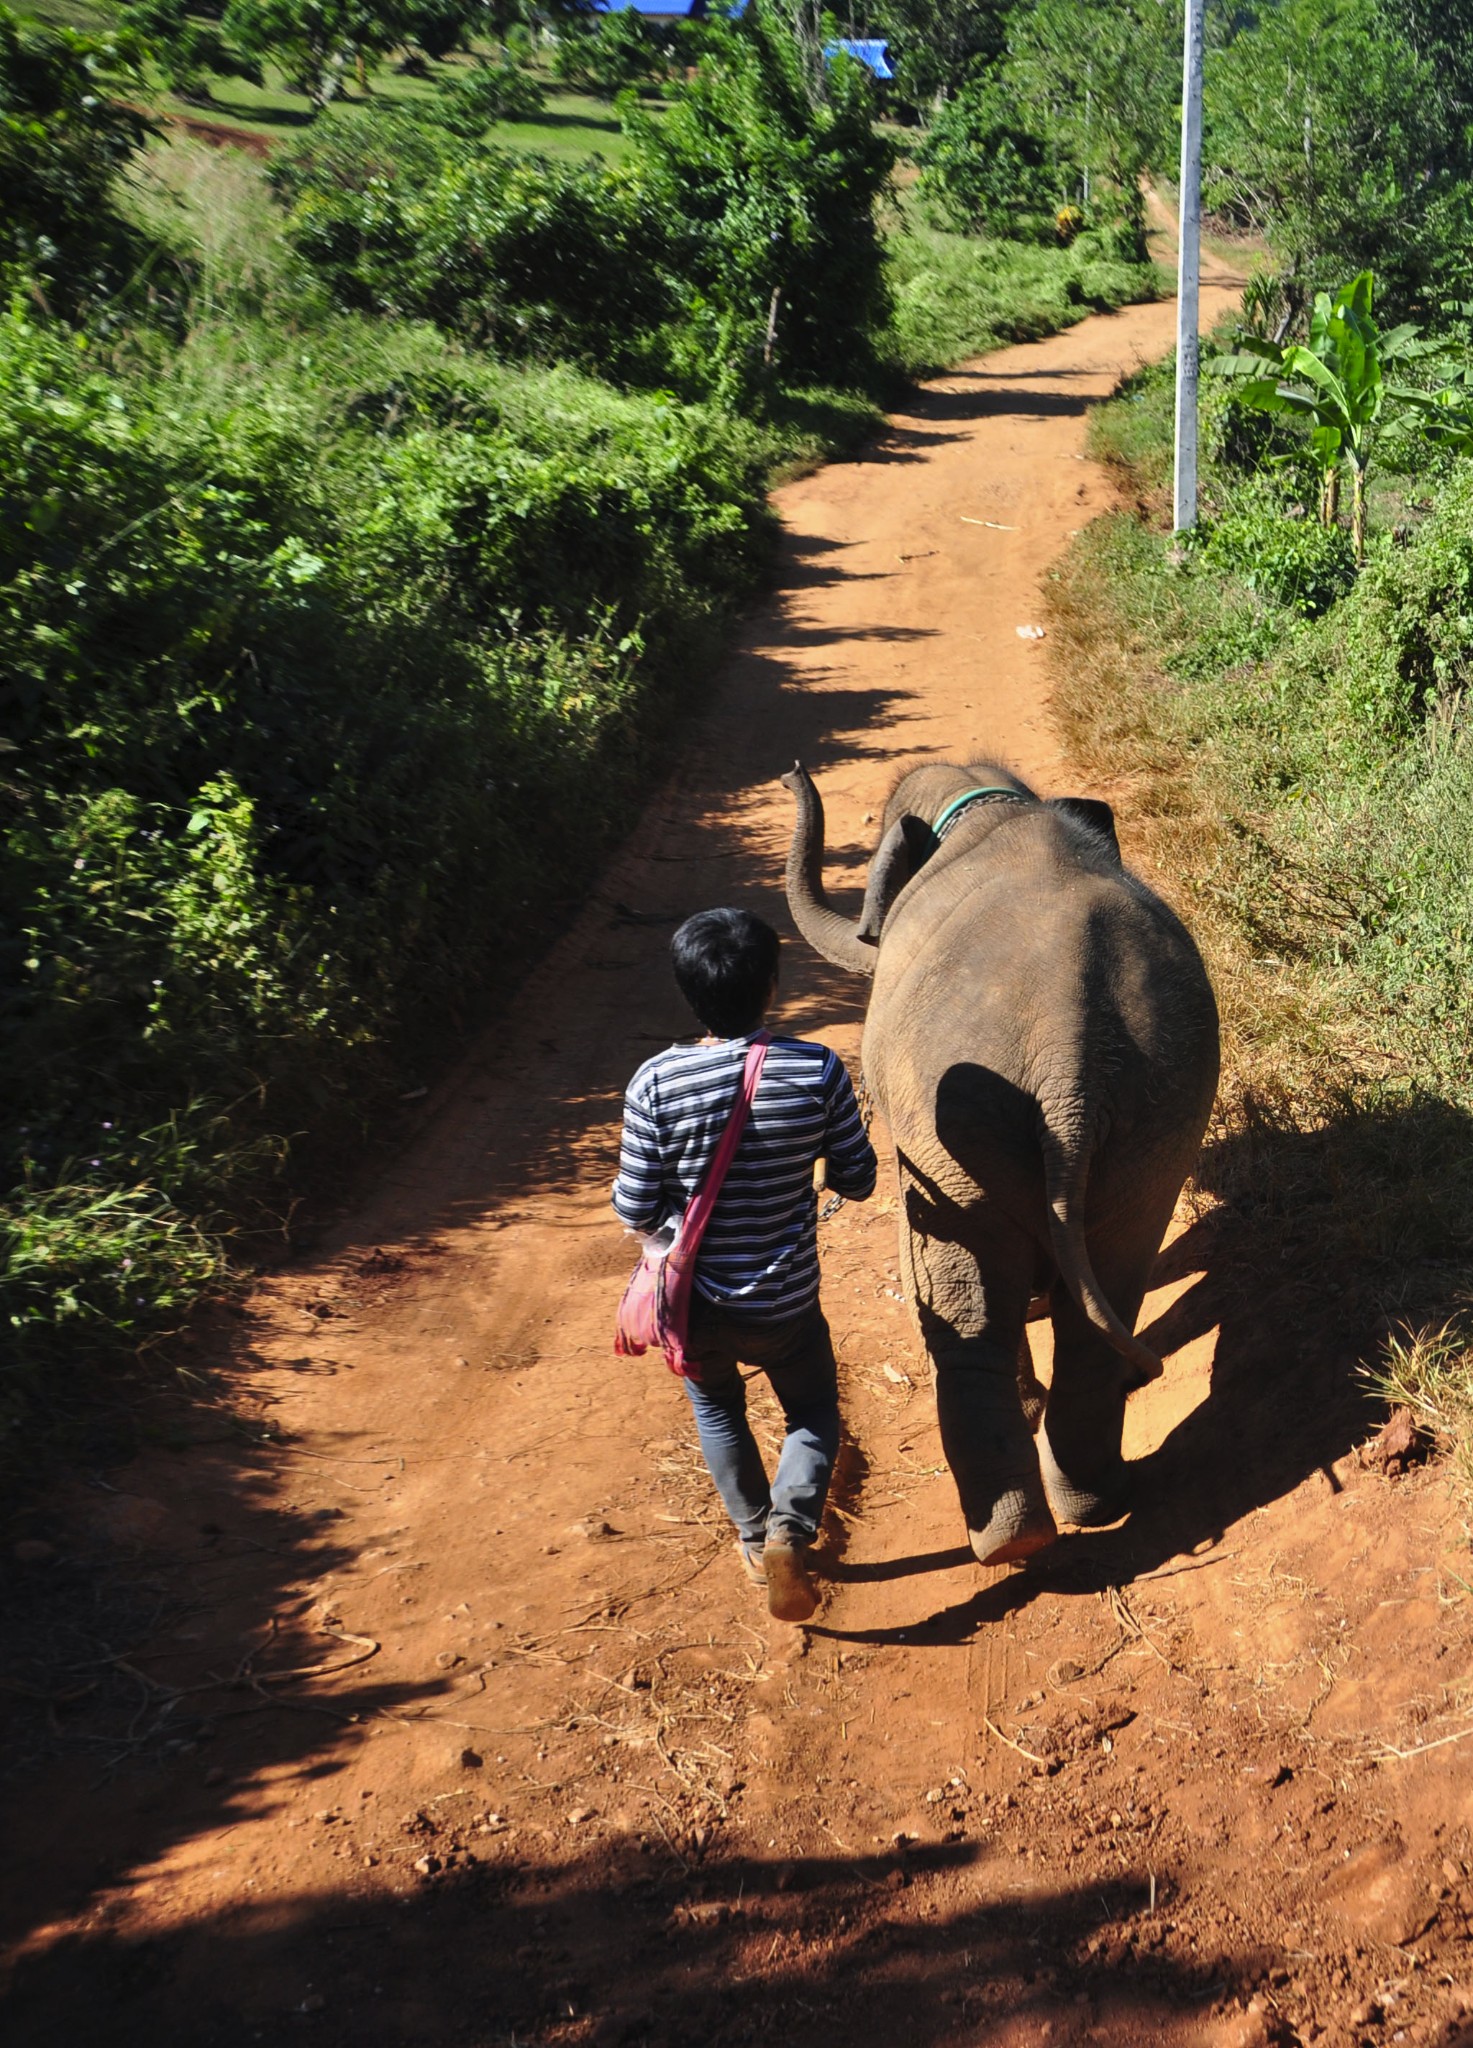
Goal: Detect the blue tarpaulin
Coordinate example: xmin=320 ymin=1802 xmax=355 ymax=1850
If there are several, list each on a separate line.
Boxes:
xmin=823 ymin=38 xmax=893 ymax=78
xmin=591 ymin=0 xmax=748 ymax=14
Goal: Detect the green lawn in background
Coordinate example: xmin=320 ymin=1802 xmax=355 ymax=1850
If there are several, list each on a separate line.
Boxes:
xmin=16 ymin=0 xmax=637 ymax=157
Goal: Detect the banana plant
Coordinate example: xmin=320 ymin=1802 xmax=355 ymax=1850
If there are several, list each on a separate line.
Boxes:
xmin=1385 ymin=373 xmax=1473 ymax=457
xmin=1208 ymin=272 xmax=1434 ymax=562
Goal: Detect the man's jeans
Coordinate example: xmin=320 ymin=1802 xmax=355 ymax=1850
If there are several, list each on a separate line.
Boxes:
xmin=681 ymin=1295 xmax=841 ymax=1550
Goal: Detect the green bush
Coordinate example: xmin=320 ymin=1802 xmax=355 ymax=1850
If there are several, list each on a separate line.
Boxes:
xmin=272 ymin=113 xmax=679 ymax=372
xmin=0 ymin=4 xmax=161 ymax=315
xmin=432 ymin=55 xmax=546 ymax=134
xmin=916 ymin=71 xmax=1081 ymax=241
xmin=0 ymin=292 xmax=775 ymax=1408
xmin=1196 ymin=508 xmax=1357 ymax=617
xmin=625 ymin=18 xmax=894 ymax=397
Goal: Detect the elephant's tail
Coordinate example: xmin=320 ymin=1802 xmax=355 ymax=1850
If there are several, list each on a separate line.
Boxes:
xmin=1043 ymin=1154 xmax=1164 ymax=1390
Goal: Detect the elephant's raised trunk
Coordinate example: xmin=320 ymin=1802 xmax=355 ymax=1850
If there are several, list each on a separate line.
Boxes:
xmin=780 ymin=764 xmax=876 ymax=979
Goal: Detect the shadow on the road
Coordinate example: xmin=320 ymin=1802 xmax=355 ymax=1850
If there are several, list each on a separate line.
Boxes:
xmin=805 ymin=1087 xmax=1473 ymax=1645
xmin=3 ymin=1835 xmax=1263 ymax=2047
xmin=828 ymin=1543 xmax=973 ymax=1585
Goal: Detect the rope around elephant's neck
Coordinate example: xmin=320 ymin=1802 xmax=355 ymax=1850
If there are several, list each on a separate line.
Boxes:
xmin=932 ymin=787 xmax=1034 ymax=842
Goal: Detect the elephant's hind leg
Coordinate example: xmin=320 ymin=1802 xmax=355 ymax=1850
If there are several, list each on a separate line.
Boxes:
xmin=1040 ymin=1236 xmax=1156 ymax=1528
xmin=901 ymin=1187 xmax=1056 ymax=1567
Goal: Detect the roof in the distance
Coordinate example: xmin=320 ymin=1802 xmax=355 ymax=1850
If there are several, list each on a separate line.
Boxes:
xmin=823 ymin=37 xmax=893 ymax=78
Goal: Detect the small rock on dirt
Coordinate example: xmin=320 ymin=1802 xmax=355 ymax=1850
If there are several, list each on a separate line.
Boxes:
xmin=460 ymin=1748 xmax=483 ymax=1769
xmin=572 ymin=1517 xmax=617 ymax=1541
xmin=1363 ymin=1405 xmax=1430 ymax=1477
xmin=566 ymin=1807 xmax=594 ymax=1827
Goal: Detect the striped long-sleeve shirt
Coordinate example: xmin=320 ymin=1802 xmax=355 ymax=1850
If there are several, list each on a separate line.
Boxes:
xmin=612 ymin=1033 xmax=877 ymax=1322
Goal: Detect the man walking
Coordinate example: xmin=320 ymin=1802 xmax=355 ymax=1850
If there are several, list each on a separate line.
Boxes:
xmin=613 ymin=908 xmax=876 ymax=1622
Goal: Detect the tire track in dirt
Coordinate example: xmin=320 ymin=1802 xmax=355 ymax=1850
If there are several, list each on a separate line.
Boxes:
xmin=9 ymin=254 xmax=1473 ymax=2048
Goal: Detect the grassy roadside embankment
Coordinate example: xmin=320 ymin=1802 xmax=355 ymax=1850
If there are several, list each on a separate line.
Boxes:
xmin=1045 ymin=356 xmax=1473 ymax=1480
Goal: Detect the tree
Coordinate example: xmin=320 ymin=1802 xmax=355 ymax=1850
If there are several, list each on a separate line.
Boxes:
xmin=1204 ymin=0 xmax=1448 ymax=317
xmin=916 ymin=68 xmax=1082 ymax=238
xmin=395 ymin=0 xmax=490 ymax=61
xmin=1003 ymin=0 xmax=1180 ymax=251
xmin=624 ymin=14 xmax=894 ymax=395
xmin=868 ymin=0 xmax=1008 ymax=111
xmin=551 ymin=9 xmax=667 ymax=100
xmin=119 ymin=0 xmax=262 ymax=102
xmin=0 ymin=4 xmax=157 ymax=307
xmin=222 ymin=0 xmax=398 ymax=109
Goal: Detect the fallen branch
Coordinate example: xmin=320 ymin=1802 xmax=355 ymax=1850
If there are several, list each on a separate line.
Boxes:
xmin=982 ymin=1713 xmax=1047 ymax=1765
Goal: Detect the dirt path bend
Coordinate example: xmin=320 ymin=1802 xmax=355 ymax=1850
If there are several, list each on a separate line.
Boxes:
xmin=9 ymin=263 xmax=1473 ymax=2048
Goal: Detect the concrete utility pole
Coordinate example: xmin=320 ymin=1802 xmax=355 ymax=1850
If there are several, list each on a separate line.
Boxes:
xmin=1174 ymin=0 xmax=1206 ymax=532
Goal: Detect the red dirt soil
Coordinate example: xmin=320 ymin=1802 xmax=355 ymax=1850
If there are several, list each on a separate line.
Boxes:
xmin=5 ymin=258 xmax=1473 ymax=2048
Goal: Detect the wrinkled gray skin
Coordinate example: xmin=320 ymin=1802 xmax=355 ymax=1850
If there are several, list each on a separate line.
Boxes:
xmin=782 ymin=759 xmax=1219 ymax=1565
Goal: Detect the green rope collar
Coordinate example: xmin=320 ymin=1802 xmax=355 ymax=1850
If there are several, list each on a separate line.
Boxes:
xmin=932 ymin=785 xmax=1033 ymax=841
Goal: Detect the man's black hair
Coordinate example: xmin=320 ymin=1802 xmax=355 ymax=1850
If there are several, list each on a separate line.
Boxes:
xmin=671 ymin=908 xmax=779 ymax=1038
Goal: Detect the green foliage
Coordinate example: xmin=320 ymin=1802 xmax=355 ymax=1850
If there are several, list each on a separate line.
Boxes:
xmin=0 ymin=271 xmax=778 ymax=1409
xmin=1204 ymin=0 xmax=1457 ymax=314
xmin=0 ymin=3 xmax=158 ymax=311
xmin=222 ymin=0 xmax=389 ymax=110
xmin=1194 ymin=507 xmax=1356 ymax=618
xmin=916 ymin=71 xmax=1081 ymax=241
xmin=432 ymin=51 xmax=544 ymax=132
xmin=887 ymin=211 xmax=1157 ymax=377
xmin=272 ymin=113 xmax=677 ymax=369
xmin=871 ymin=0 xmax=1008 ymax=108
xmin=1003 ymin=0 xmax=1176 ymax=224
xmin=916 ymin=0 xmax=1175 ymax=253
xmin=551 ymin=8 xmax=669 ymax=101
xmin=119 ymin=0 xmax=261 ymax=100
xmin=1209 ymin=272 xmax=1438 ymax=558
xmin=395 ymin=0 xmax=485 ymax=62
xmin=625 ymin=16 xmax=894 ymax=395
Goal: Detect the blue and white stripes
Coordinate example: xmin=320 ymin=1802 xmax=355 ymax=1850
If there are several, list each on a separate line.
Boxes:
xmin=612 ymin=1033 xmax=877 ymax=1322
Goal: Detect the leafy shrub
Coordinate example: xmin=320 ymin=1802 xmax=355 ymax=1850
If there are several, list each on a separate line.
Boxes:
xmin=916 ymin=72 xmax=1081 ymax=241
xmin=0 ymin=4 xmax=159 ymax=314
xmin=273 ymin=114 xmax=678 ymax=370
xmin=1197 ymin=509 xmax=1357 ymax=616
xmin=433 ymin=55 xmax=546 ymax=134
xmin=0 ymin=294 xmax=775 ymax=1406
xmin=625 ymin=17 xmax=894 ymax=396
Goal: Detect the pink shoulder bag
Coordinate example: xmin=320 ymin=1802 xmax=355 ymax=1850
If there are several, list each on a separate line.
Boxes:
xmin=614 ymin=1033 xmax=770 ymax=1380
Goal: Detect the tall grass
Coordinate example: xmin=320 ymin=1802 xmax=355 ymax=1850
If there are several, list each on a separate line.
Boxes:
xmin=886 ymin=207 xmax=1158 ymax=376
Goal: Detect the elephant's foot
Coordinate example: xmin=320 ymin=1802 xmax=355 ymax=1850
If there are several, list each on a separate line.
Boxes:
xmin=968 ymin=1492 xmax=1058 ymax=1568
xmin=1038 ymin=1422 xmax=1130 ymax=1528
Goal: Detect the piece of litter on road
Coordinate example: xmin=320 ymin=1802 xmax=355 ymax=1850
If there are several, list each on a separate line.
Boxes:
xmin=1016 ymin=624 xmax=1046 ymax=641
xmin=961 ymin=517 xmax=1018 ymax=529
xmin=881 ymin=1362 xmax=912 ymax=1385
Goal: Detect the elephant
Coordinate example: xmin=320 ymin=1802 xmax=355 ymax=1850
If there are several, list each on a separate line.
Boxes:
xmin=781 ymin=758 xmax=1219 ymax=1566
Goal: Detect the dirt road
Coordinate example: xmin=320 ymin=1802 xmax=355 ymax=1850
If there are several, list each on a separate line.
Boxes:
xmin=7 ymin=263 xmax=1473 ymax=2048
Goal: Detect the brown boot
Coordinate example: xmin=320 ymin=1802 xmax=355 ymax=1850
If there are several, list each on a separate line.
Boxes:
xmin=764 ymin=1538 xmax=818 ymax=1623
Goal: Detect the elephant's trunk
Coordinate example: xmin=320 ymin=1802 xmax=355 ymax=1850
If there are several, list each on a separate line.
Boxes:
xmin=780 ymin=764 xmax=876 ymax=979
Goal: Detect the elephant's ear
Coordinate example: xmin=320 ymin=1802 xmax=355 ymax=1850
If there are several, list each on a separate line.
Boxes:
xmin=857 ymin=813 xmax=934 ymax=944
xmin=1051 ymin=797 xmax=1122 ymax=866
